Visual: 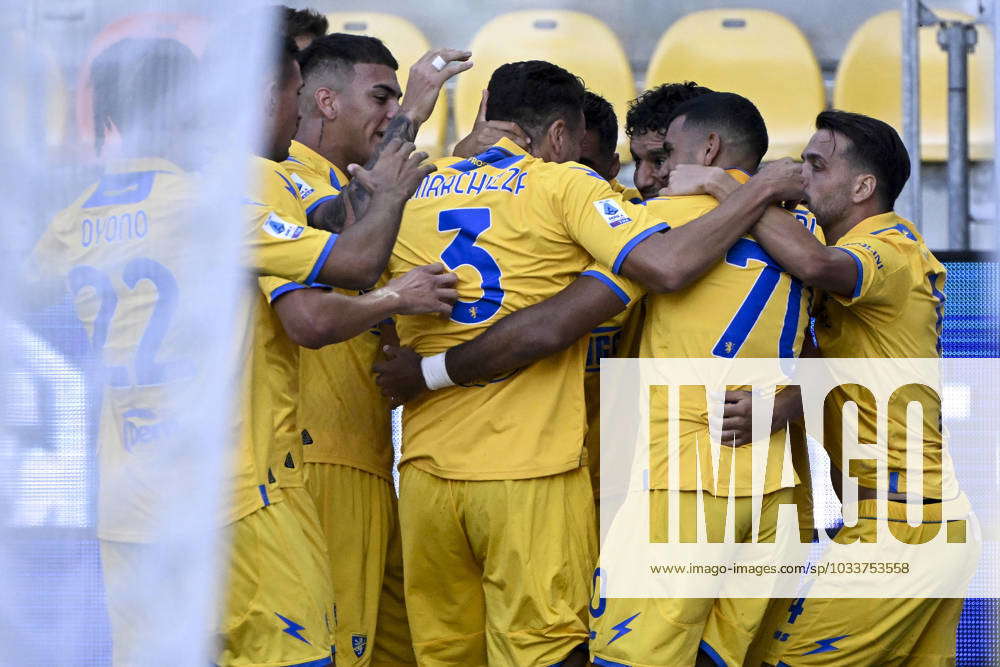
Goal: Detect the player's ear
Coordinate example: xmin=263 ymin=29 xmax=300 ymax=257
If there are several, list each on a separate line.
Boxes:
xmin=265 ymin=80 xmax=279 ymax=118
xmin=703 ymin=132 xmax=721 ymax=166
xmin=544 ymin=118 xmax=566 ymax=158
xmin=852 ymin=172 xmax=878 ymax=204
xmin=314 ymin=86 xmax=338 ymax=121
xmin=608 ymin=152 xmax=621 ymax=182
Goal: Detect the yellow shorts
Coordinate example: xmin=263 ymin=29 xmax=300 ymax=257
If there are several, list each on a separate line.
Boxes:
xmin=591 ymin=487 xmax=795 ymax=667
xmin=398 ymin=465 xmax=596 ymax=667
xmin=761 ymin=500 xmax=964 ymax=666
xmin=284 ymin=485 xmax=336 ymax=652
xmin=217 ymin=500 xmax=334 ymax=666
xmin=304 ymin=462 xmax=415 ymax=666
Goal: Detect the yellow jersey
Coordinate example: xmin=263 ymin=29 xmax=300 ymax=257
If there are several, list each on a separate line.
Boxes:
xmin=813 ymin=212 xmax=947 ymax=497
xmin=283 ymin=140 xmax=349 ymax=219
xmin=636 ymin=172 xmax=820 ymax=496
xmin=387 ymin=138 xmax=667 ymax=480
xmin=29 ymin=156 xmax=337 ymax=539
xmin=281 ymin=143 xmax=395 ymax=479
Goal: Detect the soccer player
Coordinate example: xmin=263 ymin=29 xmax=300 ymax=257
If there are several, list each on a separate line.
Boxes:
xmin=724 ymin=110 xmax=965 ymax=666
xmin=575 ymin=91 xmax=644 ymax=507
xmin=229 ymin=18 xmax=436 ymax=664
xmin=380 ymin=61 xmax=803 ymax=666
xmin=277 ymin=31 xmax=468 ymax=666
xmin=627 ymin=81 xmax=713 ymax=200
xmin=284 ymin=6 xmax=328 ymax=50
xmin=375 ymin=90 xmax=814 ymax=666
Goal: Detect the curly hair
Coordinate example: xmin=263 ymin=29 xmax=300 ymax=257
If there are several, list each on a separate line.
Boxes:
xmin=625 ymin=81 xmax=712 ymax=138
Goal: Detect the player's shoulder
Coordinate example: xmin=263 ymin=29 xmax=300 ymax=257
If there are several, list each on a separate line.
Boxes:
xmin=638 ymin=193 xmax=717 ymax=222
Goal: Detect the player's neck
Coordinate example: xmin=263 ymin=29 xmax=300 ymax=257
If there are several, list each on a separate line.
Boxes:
xmin=823 ymin=204 xmax=883 ymax=245
xmin=295 ymin=118 xmax=352 ymax=172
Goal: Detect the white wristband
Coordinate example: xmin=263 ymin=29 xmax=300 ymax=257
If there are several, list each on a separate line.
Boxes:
xmin=421 ymin=352 xmax=455 ymax=390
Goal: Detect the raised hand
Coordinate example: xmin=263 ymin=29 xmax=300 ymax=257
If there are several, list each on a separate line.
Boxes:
xmin=753 ymin=157 xmax=806 ymax=204
xmin=661 ymin=164 xmax=727 ymax=197
xmin=373 ymin=345 xmax=427 ymax=408
xmin=382 ymin=263 xmax=458 ymax=317
xmin=401 ymin=48 xmax=473 ymax=126
xmin=453 ymin=89 xmax=531 ymax=157
xmin=348 ymin=137 xmax=437 ymax=202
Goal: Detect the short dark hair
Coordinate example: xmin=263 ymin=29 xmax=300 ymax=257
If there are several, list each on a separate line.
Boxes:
xmin=625 ymin=81 xmax=713 ymax=138
xmin=485 ymin=60 xmax=585 ymax=139
xmin=816 ymin=109 xmax=911 ymax=210
xmin=283 ymin=6 xmax=328 ymax=41
xmin=91 ymin=38 xmax=198 ymax=154
xmin=583 ymin=91 xmax=618 ymax=157
xmin=666 ymin=91 xmax=769 ymax=165
xmin=297 ymin=32 xmax=398 ymax=84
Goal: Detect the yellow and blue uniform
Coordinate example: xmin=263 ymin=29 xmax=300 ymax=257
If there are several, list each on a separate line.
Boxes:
xmin=590 ymin=172 xmax=819 ymax=667
xmin=386 ymin=137 xmax=667 ymax=666
xmin=282 ymin=139 xmax=416 ymax=666
xmin=30 ymin=156 xmax=338 ymax=666
xmin=762 ymin=212 xmax=965 ymax=667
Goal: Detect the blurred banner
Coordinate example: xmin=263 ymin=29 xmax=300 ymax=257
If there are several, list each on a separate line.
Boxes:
xmin=0 ymin=2 xmax=274 ymax=664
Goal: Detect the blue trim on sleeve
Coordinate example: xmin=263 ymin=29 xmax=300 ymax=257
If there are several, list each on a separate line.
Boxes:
xmin=285 ymin=656 xmax=333 ymax=667
xmin=305 ymin=234 xmax=339 ymax=286
xmin=270 ymin=282 xmax=307 ymax=302
xmin=581 ymin=270 xmax=631 ymax=306
xmin=889 ymin=471 xmax=900 ymax=494
xmin=832 ymin=246 xmax=864 ymax=299
xmin=305 ymin=194 xmax=339 ymax=216
xmin=611 ymin=222 xmax=670 ymax=274
xmin=699 ymin=640 xmax=728 ymax=666
xmin=329 ymin=168 xmax=341 ymax=190
xmin=258 ymin=484 xmax=270 ymax=506
xmin=593 ymin=658 xmax=631 ymax=667
xmin=872 ymin=222 xmax=917 ymax=241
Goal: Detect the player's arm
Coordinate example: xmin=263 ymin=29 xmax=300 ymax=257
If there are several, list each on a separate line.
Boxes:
xmin=309 ymin=49 xmax=472 ymax=235
xmin=664 ymin=164 xmax=858 ymax=297
xmin=618 ymin=159 xmax=806 ymax=292
xmin=311 ymin=138 xmax=435 ymax=289
xmin=271 ymin=264 xmax=457 ymax=349
xmin=374 ymin=273 xmax=632 ymax=406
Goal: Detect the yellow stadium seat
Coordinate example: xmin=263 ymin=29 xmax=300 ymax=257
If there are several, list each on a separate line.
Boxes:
xmin=325 ymin=12 xmax=447 ymax=158
xmin=647 ymin=9 xmax=825 ymax=161
xmin=834 ymin=10 xmax=994 ymax=161
xmin=453 ymin=10 xmax=636 ymax=161
xmin=10 ymin=32 xmax=67 ymax=150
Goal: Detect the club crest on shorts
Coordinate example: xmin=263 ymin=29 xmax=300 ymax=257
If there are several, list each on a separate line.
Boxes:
xmin=351 ymin=633 xmax=367 ymax=658
xmin=593 ymin=198 xmax=632 ymax=228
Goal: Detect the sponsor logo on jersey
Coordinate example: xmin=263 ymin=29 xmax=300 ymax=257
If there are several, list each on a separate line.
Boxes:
xmin=593 ymin=198 xmax=632 ymax=228
xmin=263 ymin=213 xmax=305 ymax=240
xmin=290 ymin=172 xmax=315 ymax=200
xmin=352 ymin=634 xmax=367 ymax=658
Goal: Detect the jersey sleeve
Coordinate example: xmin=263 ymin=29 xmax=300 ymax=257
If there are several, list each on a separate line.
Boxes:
xmin=557 ymin=168 xmax=670 ymax=275
xmin=259 ymin=275 xmax=307 ymax=305
xmin=829 ymin=234 xmax=908 ymax=307
xmin=282 ymin=159 xmax=344 ymax=219
xmin=579 ymin=261 xmax=646 ymax=307
xmin=245 ymin=164 xmax=338 ymax=285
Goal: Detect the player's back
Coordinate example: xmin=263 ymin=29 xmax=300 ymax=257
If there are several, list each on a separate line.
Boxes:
xmin=388 ymin=138 xmax=664 ymax=480
xmin=32 ymin=157 xmax=201 ymax=541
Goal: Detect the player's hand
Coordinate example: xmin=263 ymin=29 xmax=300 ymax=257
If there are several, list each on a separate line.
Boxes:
xmin=660 ymin=165 xmax=727 ymax=197
xmin=401 ymin=48 xmax=473 ymax=126
xmin=721 ymin=389 xmax=753 ymax=447
xmin=752 ymin=157 xmax=805 ymax=205
xmin=383 ymin=263 xmax=458 ymax=316
xmin=453 ymin=89 xmax=531 ymax=157
xmin=348 ymin=137 xmax=436 ymax=201
xmin=374 ymin=345 xmax=427 ymax=408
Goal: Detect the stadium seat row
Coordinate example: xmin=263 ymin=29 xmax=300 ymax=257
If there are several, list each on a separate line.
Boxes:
xmin=327 ymin=8 xmax=996 ymax=163
xmin=33 ymin=8 xmax=996 ymax=163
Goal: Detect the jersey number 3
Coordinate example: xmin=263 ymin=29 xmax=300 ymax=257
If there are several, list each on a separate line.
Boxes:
xmin=438 ymin=208 xmax=504 ymax=324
